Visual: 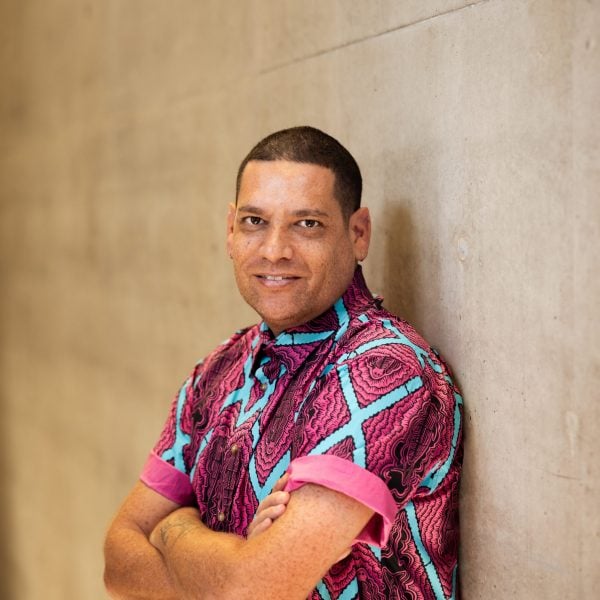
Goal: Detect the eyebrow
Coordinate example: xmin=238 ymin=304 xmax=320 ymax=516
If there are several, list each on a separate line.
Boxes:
xmin=237 ymin=205 xmax=330 ymax=218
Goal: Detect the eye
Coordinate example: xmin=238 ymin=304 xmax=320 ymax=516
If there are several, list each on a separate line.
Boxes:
xmin=298 ymin=219 xmax=321 ymax=229
xmin=242 ymin=216 xmax=264 ymax=226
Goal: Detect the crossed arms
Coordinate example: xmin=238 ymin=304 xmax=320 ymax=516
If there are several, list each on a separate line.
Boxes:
xmin=103 ymin=475 xmax=374 ymax=600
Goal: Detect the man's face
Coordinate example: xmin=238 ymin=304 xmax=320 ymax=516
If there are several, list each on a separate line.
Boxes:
xmin=227 ymin=160 xmax=370 ymax=336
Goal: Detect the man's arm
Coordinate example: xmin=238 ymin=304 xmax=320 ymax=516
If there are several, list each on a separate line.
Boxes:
xmin=149 ymin=482 xmax=373 ymax=600
xmin=103 ymin=482 xmax=183 ymax=600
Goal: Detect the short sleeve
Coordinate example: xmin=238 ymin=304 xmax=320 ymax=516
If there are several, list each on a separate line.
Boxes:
xmin=284 ymin=454 xmax=396 ymax=546
xmin=137 ymin=327 xmax=255 ymax=507
xmin=138 ymin=365 xmax=202 ymax=505
xmin=290 ymin=351 xmax=455 ymax=547
xmin=140 ymin=451 xmax=195 ymax=505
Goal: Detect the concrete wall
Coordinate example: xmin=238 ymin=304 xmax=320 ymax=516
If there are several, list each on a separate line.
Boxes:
xmin=0 ymin=1 xmax=598 ymax=598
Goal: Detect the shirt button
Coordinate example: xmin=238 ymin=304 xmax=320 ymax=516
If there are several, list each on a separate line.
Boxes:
xmin=230 ymin=443 xmax=239 ymax=455
xmin=260 ymin=382 xmax=267 ymax=392
xmin=217 ymin=511 xmax=226 ymax=522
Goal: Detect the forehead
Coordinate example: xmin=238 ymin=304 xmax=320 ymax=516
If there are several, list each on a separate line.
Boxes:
xmin=238 ymin=160 xmax=337 ymax=207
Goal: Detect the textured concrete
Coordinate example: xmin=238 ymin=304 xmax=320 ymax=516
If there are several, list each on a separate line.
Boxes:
xmin=0 ymin=1 xmax=598 ymax=598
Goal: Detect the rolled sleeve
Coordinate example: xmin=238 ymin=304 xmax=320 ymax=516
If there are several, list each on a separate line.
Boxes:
xmin=140 ymin=451 xmax=195 ymax=506
xmin=284 ymin=454 xmax=397 ymax=547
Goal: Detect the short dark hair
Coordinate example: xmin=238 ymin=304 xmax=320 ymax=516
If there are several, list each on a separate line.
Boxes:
xmin=236 ymin=126 xmax=362 ymax=219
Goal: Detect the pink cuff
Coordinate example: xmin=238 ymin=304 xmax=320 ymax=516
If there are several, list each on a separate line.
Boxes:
xmin=284 ymin=455 xmax=397 ymax=547
xmin=139 ymin=451 xmax=195 ymax=506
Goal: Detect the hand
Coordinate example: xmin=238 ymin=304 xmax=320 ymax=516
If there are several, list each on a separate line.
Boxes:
xmin=247 ymin=474 xmax=290 ymax=539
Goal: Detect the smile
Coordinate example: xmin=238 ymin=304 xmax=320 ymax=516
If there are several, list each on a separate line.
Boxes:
xmin=256 ymin=274 xmax=299 ymax=286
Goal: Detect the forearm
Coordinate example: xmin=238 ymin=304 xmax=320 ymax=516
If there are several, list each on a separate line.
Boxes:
xmin=150 ymin=486 xmax=360 ymax=600
xmin=104 ymin=524 xmax=178 ymax=600
xmin=150 ymin=508 xmax=246 ymax=600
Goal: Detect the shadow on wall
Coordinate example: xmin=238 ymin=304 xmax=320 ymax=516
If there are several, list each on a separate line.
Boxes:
xmin=381 ymin=200 xmax=467 ymax=592
xmin=381 ymin=202 xmax=434 ymax=331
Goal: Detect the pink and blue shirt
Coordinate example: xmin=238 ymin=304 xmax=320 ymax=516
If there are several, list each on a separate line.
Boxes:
xmin=142 ymin=267 xmax=463 ymax=599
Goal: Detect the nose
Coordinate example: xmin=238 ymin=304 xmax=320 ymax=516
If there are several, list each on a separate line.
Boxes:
xmin=259 ymin=225 xmax=293 ymax=262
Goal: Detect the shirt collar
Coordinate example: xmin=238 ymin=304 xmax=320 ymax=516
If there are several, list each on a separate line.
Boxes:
xmin=253 ymin=266 xmax=380 ymax=373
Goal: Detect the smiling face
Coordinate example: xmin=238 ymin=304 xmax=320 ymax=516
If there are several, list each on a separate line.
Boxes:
xmin=227 ymin=160 xmax=371 ymax=336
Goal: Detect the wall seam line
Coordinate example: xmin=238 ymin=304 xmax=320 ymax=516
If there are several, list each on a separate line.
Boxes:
xmin=258 ymin=0 xmax=495 ymax=75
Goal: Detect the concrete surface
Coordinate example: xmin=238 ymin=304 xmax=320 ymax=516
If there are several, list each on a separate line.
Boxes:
xmin=0 ymin=0 xmax=598 ymax=598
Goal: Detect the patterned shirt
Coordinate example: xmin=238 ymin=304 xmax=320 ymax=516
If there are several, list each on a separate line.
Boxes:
xmin=142 ymin=267 xmax=463 ymax=599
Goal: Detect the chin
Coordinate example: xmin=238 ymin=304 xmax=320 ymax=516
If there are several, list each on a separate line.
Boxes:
xmin=260 ymin=314 xmax=295 ymax=332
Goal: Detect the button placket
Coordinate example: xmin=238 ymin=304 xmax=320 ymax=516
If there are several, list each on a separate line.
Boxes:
xmin=255 ymin=363 xmax=270 ymax=395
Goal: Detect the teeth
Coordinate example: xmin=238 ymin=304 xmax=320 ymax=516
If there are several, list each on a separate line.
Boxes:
xmin=264 ymin=275 xmax=285 ymax=281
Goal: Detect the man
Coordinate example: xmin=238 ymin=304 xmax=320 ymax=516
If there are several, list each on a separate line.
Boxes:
xmin=104 ymin=126 xmax=463 ymax=599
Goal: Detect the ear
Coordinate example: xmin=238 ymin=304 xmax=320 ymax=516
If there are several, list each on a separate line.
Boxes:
xmin=349 ymin=207 xmax=371 ymax=262
xmin=226 ymin=203 xmax=236 ymax=258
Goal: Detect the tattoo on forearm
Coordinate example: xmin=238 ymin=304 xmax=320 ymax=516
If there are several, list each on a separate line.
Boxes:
xmin=159 ymin=515 xmax=196 ymax=548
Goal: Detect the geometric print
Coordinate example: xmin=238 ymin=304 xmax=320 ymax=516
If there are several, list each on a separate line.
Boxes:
xmin=150 ymin=267 xmax=463 ymax=599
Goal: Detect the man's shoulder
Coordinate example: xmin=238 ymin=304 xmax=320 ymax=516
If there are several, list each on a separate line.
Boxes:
xmin=338 ymin=305 xmax=456 ymax=385
xmin=190 ymin=324 xmax=261 ymax=377
xmin=211 ymin=323 xmax=261 ymax=356
xmin=340 ymin=306 xmax=432 ymax=358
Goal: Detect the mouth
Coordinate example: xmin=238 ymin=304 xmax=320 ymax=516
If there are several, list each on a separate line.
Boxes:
xmin=255 ymin=274 xmax=300 ymax=287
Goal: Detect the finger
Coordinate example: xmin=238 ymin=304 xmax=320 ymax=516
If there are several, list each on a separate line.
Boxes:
xmin=248 ymin=498 xmax=289 ymax=538
xmin=256 ymin=503 xmax=287 ymax=523
xmin=249 ymin=502 xmax=287 ymax=535
xmin=273 ymin=473 xmax=290 ymax=492
xmin=247 ymin=517 xmax=272 ymax=539
xmin=255 ymin=491 xmax=290 ymax=514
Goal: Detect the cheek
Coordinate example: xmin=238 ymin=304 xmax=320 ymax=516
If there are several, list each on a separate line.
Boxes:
xmin=231 ymin=237 xmax=253 ymax=258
